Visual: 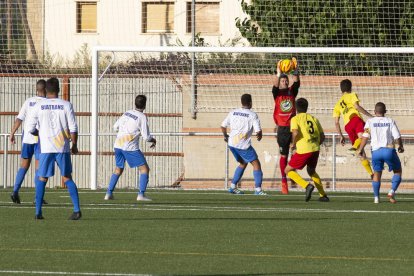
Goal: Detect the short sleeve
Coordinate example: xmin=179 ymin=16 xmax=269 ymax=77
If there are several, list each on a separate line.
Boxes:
xmin=221 ymin=112 xmax=231 ymax=128
xmin=290 ymin=116 xmax=298 ymax=131
xmin=390 ymin=119 xmax=401 ymax=140
xmin=362 ymin=120 xmax=370 ymax=138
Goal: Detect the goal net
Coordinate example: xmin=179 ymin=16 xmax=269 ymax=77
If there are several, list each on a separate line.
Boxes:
xmin=91 ymin=47 xmax=414 ymax=192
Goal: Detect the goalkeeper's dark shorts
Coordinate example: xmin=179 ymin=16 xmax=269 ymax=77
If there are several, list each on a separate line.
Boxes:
xmin=277 ymin=126 xmax=292 ymax=156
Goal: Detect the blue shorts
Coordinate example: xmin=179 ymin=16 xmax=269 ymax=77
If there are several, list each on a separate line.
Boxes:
xmin=115 ymin=149 xmax=147 ymax=169
xmin=21 ymin=142 xmax=40 ymax=160
xmin=38 ymin=152 xmax=73 ymax=177
xmin=372 ymin=148 xmax=401 ymax=172
xmin=229 ymin=146 xmax=258 ymax=164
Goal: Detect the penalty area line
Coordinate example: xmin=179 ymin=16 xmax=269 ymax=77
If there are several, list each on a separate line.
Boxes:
xmin=0 ymin=248 xmax=410 ymax=263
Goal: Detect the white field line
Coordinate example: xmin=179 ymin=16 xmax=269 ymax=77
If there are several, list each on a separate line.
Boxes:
xmin=1 ymin=202 xmax=414 ymax=214
xmin=0 ymin=270 xmax=150 ymax=276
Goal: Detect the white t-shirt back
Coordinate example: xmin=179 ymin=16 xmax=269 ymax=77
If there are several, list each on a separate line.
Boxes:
xmin=17 ymin=96 xmax=45 ymax=144
xmin=363 ymin=116 xmax=401 ymax=151
xmin=26 ymin=98 xmax=78 ymax=153
xmin=113 ymin=109 xmax=153 ymax=151
xmin=221 ymin=108 xmax=261 ymax=150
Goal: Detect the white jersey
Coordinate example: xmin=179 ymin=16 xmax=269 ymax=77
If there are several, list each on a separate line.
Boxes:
xmin=26 ymin=98 xmax=78 ymax=153
xmin=113 ymin=109 xmax=153 ymax=151
xmin=221 ymin=108 xmax=261 ymax=150
xmin=362 ymin=116 xmax=401 ymax=151
xmin=16 ymin=96 xmax=45 ymax=144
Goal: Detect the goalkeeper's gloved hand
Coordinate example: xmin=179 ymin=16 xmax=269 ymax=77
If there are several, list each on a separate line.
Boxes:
xmin=223 ymin=134 xmax=229 ymax=143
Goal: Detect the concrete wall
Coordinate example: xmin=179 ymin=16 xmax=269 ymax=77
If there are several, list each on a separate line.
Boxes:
xmin=42 ymin=0 xmax=247 ymax=61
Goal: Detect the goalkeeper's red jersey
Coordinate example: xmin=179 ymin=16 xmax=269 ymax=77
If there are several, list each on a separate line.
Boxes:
xmin=272 ymin=81 xmax=300 ymax=127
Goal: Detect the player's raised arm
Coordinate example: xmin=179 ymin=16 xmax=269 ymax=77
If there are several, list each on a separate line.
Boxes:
xmin=354 ymin=101 xmax=373 ymax=118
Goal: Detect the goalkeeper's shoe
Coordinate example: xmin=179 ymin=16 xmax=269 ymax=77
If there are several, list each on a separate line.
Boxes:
xmin=374 ymin=196 xmax=380 ymax=204
xmin=254 ymin=190 xmax=267 ymax=196
xmin=10 ymin=192 xmax=21 ymax=204
xmin=228 ymin=188 xmax=244 ymax=194
xmin=305 ymin=184 xmax=315 ymax=202
xmin=104 ymin=193 xmax=114 ymax=200
xmin=137 ymin=194 xmax=152 ymax=201
xmin=281 ymin=180 xmax=289 ymax=195
xmin=69 ymin=211 xmax=82 ymax=220
xmin=387 ymin=190 xmax=396 ymax=204
xmin=318 ymin=195 xmax=330 ymax=202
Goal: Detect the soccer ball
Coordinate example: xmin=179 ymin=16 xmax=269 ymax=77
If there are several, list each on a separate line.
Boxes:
xmin=278 ymin=57 xmax=298 ymax=73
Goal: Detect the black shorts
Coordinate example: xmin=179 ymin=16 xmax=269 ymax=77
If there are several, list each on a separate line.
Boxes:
xmin=277 ymin=126 xmax=292 ymax=156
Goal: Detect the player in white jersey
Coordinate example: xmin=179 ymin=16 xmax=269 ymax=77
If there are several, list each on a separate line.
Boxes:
xmin=26 ymin=77 xmax=81 ymax=220
xmin=357 ymin=102 xmax=404 ymax=204
xmin=9 ymin=79 xmax=47 ymax=204
xmin=221 ymin=94 xmax=266 ymax=195
xmin=104 ymin=95 xmax=156 ymax=201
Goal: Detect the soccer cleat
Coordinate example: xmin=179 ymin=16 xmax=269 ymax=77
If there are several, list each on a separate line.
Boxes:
xmin=281 ymin=181 xmax=289 ymax=195
xmin=374 ymin=197 xmax=380 ymax=204
xmin=35 ymin=214 xmax=44 ymax=220
xmin=137 ymin=194 xmax=152 ymax=201
xmin=104 ymin=193 xmax=114 ymax=200
xmin=10 ymin=192 xmax=21 ymax=204
xmin=319 ymin=195 xmax=330 ymax=202
xmin=387 ymin=190 xmax=396 ymax=204
xmin=305 ymin=184 xmax=315 ymax=202
xmin=228 ymin=188 xmax=244 ymax=195
xmin=347 ymin=147 xmax=357 ymax=156
xmin=69 ymin=211 xmax=82 ymax=220
xmin=254 ymin=190 xmax=267 ymax=196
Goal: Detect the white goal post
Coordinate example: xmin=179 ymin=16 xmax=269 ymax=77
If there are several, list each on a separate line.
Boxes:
xmin=90 ymin=46 xmax=414 ymax=190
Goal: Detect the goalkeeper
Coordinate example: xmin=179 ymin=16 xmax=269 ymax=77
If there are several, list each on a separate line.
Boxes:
xmin=272 ymin=58 xmax=300 ymax=194
xmin=333 ymin=79 xmax=374 ymax=178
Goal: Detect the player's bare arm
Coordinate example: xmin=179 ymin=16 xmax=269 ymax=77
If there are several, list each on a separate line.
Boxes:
xmin=319 ymin=132 xmax=325 ymax=145
xmin=290 ymin=129 xmax=299 ymax=151
xmin=396 ymin=138 xmax=404 ymax=153
xmin=256 ymin=130 xmax=263 ymax=141
xmin=148 ymin=137 xmax=156 ymax=149
xmin=334 ymin=117 xmax=345 ymax=145
xmin=273 ymin=60 xmax=281 ymax=87
xmin=221 ymin=126 xmax=229 ymax=142
xmin=354 ymin=102 xmax=373 ymax=117
xmin=9 ymin=118 xmax=23 ymax=144
xmin=71 ymin=132 xmax=78 ymax=154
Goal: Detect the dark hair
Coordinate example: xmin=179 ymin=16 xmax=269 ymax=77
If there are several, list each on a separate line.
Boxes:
xmin=241 ymin=94 xmax=252 ymax=106
xmin=36 ymin=79 xmax=46 ymax=87
xmin=36 ymin=79 xmax=46 ymax=93
xmin=375 ymin=102 xmax=386 ymax=114
xmin=45 ymin=77 xmax=60 ymax=93
xmin=296 ymin=98 xmax=309 ymax=113
xmin=135 ymin=95 xmax=147 ymax=109
xmin=279 ymin=73 xmax=288 ymax=80
xmin=340 ymin=79 xmax=352 ymax=93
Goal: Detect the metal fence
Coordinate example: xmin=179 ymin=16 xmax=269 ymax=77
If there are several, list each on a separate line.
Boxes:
xmin=1 ymin=132 xmax=413 ymax=193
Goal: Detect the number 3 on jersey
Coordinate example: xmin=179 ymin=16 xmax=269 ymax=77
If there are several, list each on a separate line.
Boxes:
xmin=307 ymin=121 xmax=314 ymax=134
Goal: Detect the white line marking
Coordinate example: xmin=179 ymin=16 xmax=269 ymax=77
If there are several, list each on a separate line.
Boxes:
xmin=0 ymin=270 xmax=150 ymax=276
xmin=1 ymin=203 xmax=413 ymax=214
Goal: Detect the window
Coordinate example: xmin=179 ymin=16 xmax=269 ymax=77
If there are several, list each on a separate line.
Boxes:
xmin=142 ymin=2 xmax=175 ymax=33
xmin=76 ymin=2 xmax=97 ymax=33
xmin=186 ymin=2 xmax=219 ymax=34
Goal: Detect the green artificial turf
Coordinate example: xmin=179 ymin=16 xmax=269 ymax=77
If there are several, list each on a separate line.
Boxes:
xmin=1 ymin=189 xmax=413 ymax=275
